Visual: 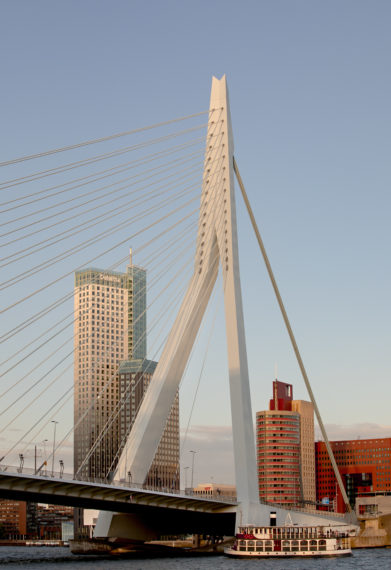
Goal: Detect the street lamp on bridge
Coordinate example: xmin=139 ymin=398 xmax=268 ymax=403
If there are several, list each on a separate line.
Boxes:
xmin=189 ymin=450 xmax=196 ymax=491
xmin=184 ymin=466 xmax=189 ymax=490
xmin=51 ymin=421 xmax=58 ymax=477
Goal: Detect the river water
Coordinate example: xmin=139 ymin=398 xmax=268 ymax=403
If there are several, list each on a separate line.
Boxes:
xmin=0 ymin=547 xmax=390 ymax=569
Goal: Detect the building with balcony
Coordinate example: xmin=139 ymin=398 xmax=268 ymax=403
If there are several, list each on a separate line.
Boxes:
xmin=256 ymin=379 xmax=315 ymax=507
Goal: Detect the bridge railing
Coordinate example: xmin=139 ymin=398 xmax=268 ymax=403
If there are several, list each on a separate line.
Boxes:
xmin=0 ymin=464 xmax=237 ymax=504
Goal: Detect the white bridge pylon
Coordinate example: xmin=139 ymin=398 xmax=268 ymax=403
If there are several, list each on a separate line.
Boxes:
xmin=116 ymin=75 xmax=259 ymax=508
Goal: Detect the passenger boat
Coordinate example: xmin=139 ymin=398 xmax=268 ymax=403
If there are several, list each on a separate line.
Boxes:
xmin=224 ymin=524 xmax=352 ymax=558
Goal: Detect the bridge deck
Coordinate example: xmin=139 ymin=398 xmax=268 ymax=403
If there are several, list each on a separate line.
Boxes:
xmin=0 ymin=468 xmax=237 ymax=536
xmin=0 ymin=468 xmax=236 ymax=513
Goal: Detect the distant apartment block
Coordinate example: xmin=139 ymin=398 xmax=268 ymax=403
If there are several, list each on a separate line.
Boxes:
xmin=0 ymin=500 xmax=36 ymax=539
xmin=35 ymin=504 xmax=74 ymax=540
xmin=192 ymin=482 xmax=236 ymax=499
xmin=0 ymin=501 xmax=73 ymax=540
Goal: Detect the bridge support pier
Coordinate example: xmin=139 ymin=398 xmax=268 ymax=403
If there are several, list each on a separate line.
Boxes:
xmin=94 ymin=511 xmax=160 ymax=541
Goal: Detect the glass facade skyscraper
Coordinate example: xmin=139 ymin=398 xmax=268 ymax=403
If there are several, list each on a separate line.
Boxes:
xmin=74 ymin=259 xmax=145 ymax=480
xmin=73 ymin=252 xmax=179 ymax=486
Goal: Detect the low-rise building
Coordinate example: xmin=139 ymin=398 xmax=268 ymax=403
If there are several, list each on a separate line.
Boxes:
xmin=315 ymin=437 xmax=391 ymax=513
xmin=0 ymin=500 xmax=36 ymax=539
xmin=192 ymin=483 xmax=236 ymax=499
xmin=36 ymin=504 xmax=74 ymax=540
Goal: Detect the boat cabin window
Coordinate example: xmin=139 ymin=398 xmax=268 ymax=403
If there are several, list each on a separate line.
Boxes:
xmin=282 ymin=540 xmax=290 ymax=552
xmin=291 ymin=540 xmax=299 ymax=551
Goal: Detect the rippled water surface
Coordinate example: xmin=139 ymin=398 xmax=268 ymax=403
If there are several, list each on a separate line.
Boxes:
xmin=0 ymin=547 xmax=390 ymax=569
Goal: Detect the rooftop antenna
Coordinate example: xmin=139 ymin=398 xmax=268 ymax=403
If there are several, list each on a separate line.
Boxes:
xmin=129 ymin=247 xmax=133 ymax=266
xmin=274 ymin=363 xmax=278 ymax=380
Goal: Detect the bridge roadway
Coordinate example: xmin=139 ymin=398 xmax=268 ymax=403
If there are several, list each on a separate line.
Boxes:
xmin=0 ymin=467 xmax=237 ymax=536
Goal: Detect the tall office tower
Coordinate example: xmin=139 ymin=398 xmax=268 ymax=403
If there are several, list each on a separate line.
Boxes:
xmin=73 ymin=252 xmax=146 ymax=480
xmin=256 ymin=381 xmax=301 ymax=506
xmin=256 ymin=380 xmax=315 ymax=507
xmin=118 ymin=359 xmax=179 ymax=489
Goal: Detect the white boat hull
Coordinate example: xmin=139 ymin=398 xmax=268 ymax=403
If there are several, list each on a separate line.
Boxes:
xmin=225 ymin=546 xmax=352 ymax=558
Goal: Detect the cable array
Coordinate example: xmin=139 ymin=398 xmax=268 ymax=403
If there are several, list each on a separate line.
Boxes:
xmin=0 ymin=105 xmax=228 ymax=488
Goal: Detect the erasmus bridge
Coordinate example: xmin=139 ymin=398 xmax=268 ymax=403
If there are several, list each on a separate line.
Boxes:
xmin=0 ymin=76 xmax=357 ymax=541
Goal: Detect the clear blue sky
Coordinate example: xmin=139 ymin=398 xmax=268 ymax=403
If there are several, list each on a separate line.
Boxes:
xmin=1 ymin=1 xmax=390 ymax=483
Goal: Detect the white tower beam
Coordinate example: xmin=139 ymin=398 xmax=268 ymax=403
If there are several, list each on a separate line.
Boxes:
xmin=115 ymin=75 xmax=258 ymax=505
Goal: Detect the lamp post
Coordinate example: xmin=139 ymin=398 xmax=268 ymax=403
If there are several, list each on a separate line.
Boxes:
xmin=189 ymin=450 xmax=196 ymax=491
xmin=51 ymin=421 xmax=58 ymax=477
xmin=59 ymin=460 xmax=64 ymax=478
xmin=43 ymin=439 xmax=48 ymax=475
xmin=184 ymin=466 xmax=189 ymax=491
